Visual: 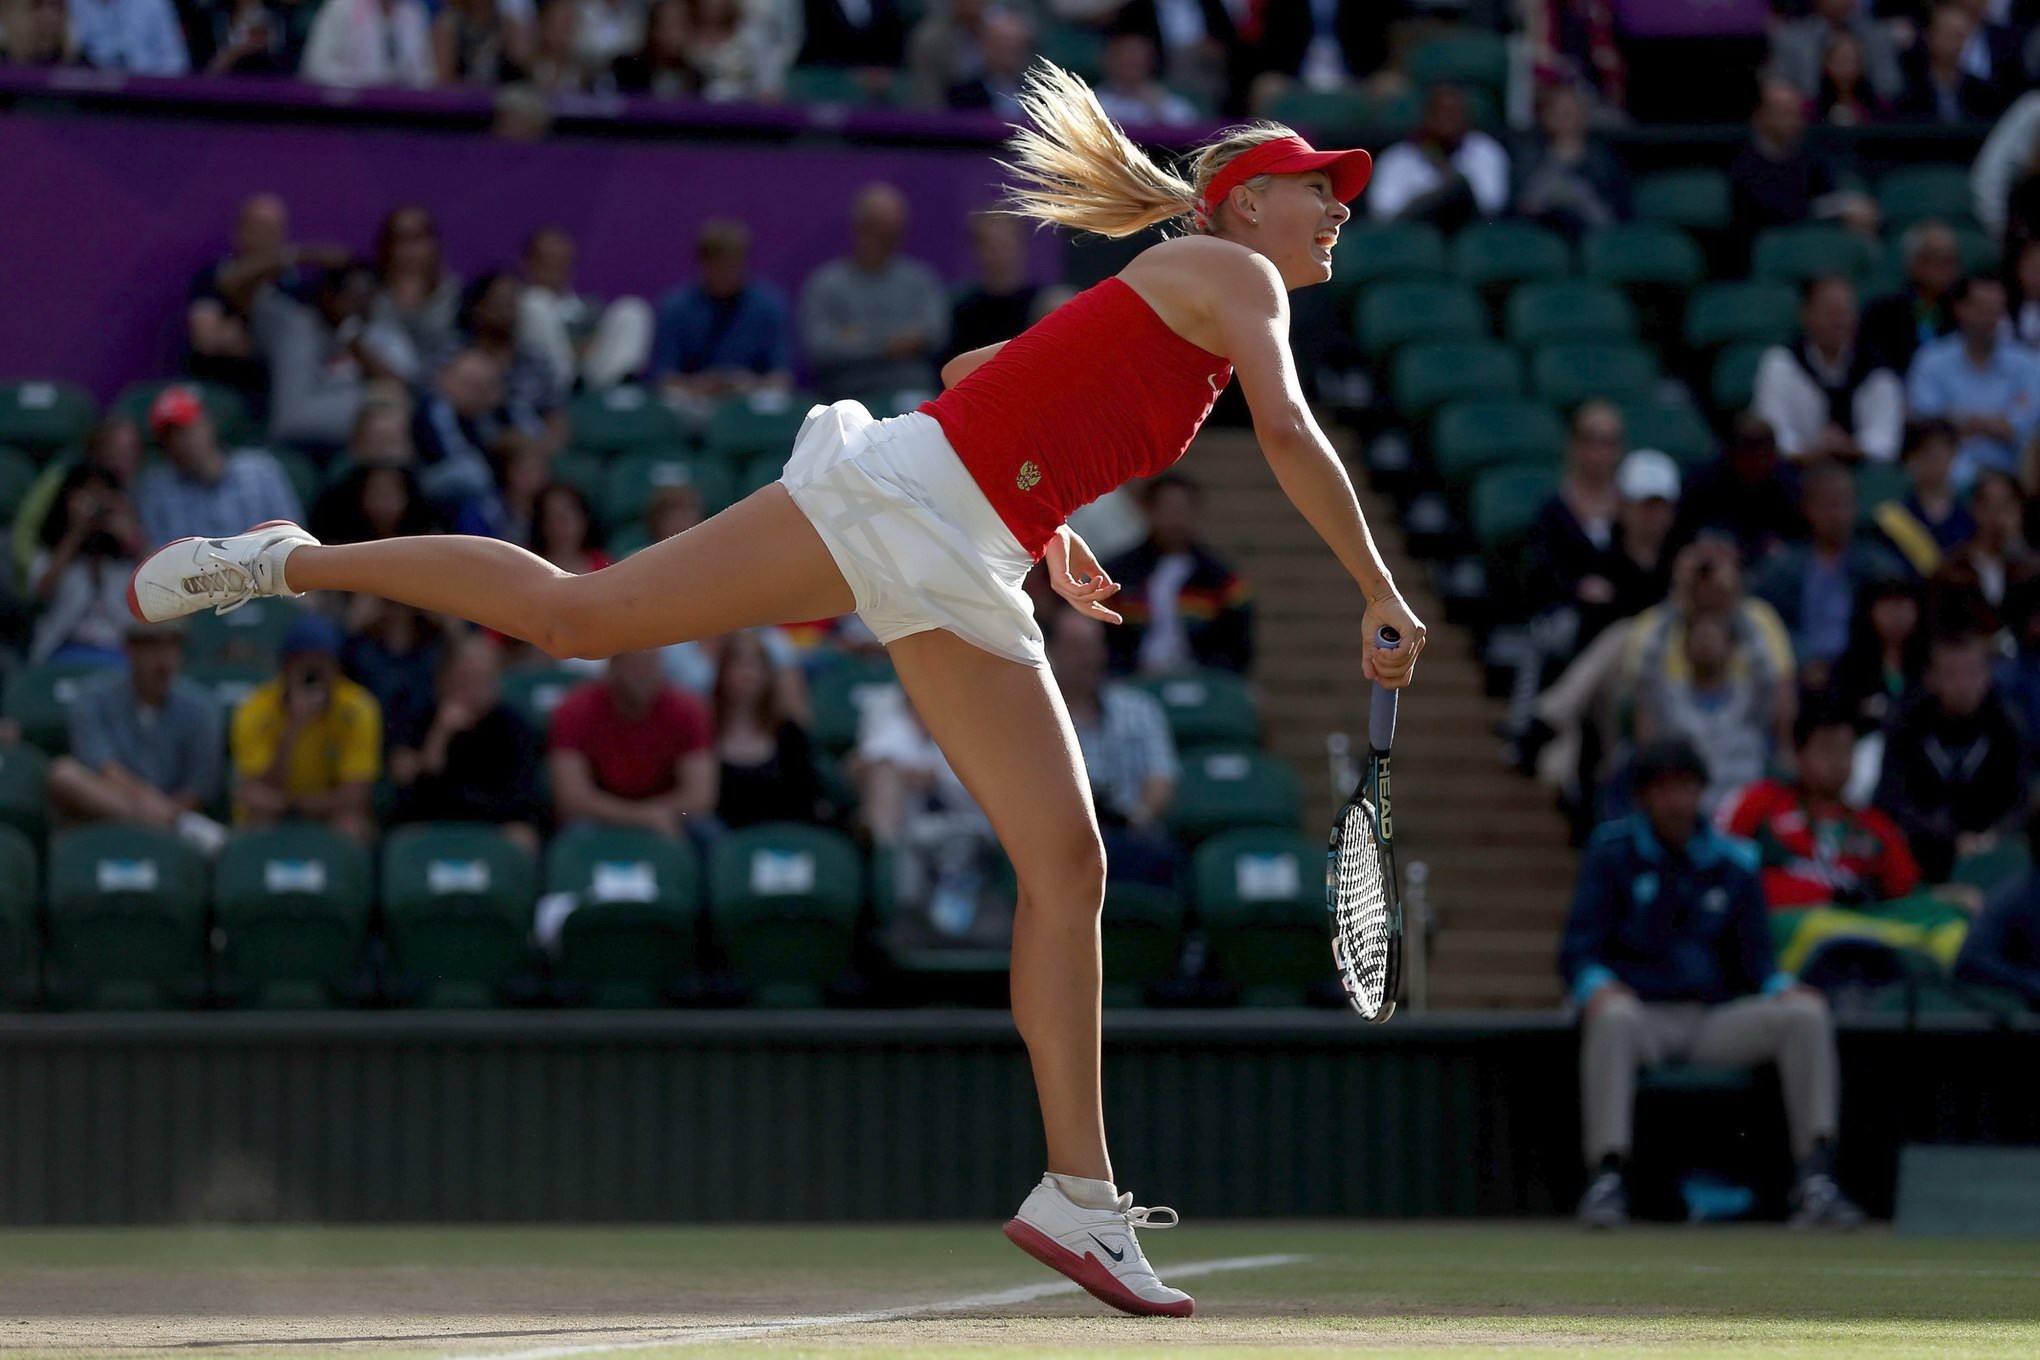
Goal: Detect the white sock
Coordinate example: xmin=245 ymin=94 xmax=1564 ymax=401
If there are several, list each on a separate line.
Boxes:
xmin=1047 ymin=1173 xmax=1120 ymax=1210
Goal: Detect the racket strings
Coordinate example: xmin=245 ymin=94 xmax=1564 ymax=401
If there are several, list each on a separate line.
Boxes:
xmin=1333 ymin=802 xmax=1390 ymax=1015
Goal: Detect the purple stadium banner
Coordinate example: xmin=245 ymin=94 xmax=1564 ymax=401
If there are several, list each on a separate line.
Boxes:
xmin=1613 ymin=0 xmax=1768 ymax=38
xmin=0 ymin=109 xmax=1068 ymax=401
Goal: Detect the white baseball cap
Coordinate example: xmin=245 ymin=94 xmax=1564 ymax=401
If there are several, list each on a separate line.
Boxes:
xmin=1617 ymin=448 xmax=1681 ymax=504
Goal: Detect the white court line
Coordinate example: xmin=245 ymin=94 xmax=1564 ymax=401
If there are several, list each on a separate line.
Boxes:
xmin=440 ymin=1253 xmax=1305 ymax=1360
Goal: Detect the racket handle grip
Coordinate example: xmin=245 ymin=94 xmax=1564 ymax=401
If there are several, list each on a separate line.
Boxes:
xmin=1370 ymin=627 xmax=1401 ymax=753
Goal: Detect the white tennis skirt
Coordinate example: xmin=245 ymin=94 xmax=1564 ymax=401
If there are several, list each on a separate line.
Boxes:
xmin=778 ymin=400 xmax=1046 ymax=668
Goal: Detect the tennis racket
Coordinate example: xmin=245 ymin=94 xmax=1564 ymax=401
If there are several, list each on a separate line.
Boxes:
xmin=1328 ymin=626 xmax=1404 ymax=1023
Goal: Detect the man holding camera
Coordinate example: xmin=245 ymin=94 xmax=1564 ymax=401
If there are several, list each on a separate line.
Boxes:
xmin=230 ymin=614 xmax=381 ymax=843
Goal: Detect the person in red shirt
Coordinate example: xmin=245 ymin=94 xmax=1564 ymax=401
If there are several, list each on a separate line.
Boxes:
xmin=548 ymin=648 xmax=717 ymax=840
xmin=1717 ymin=705 xmax=1919 ymax=910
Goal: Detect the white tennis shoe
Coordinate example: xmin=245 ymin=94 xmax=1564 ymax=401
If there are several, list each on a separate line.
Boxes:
xmin=1004 ymin=1176 xmax=1193 ymax=1317
xmin=127 ymin=520 xmax=316 ymax=623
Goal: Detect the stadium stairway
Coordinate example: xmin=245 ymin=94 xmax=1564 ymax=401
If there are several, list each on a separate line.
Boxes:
xmin=1189 ymin=429 xmax=1570 ymax=1009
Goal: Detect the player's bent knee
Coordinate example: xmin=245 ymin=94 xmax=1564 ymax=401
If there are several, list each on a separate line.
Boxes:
xmin=1015 ymin=835 xmax=1108 ymax=913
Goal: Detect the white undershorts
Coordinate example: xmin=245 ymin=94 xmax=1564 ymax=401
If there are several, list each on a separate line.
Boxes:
xmin=779 ymin=400 xmax=1045 ymax=668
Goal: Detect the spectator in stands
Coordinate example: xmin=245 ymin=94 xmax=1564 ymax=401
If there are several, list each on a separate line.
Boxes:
xmin=1754 ymin=276 xmax=1904 ymax=464
xmin=799 ymin=182 xmax=948 ymax=404
xmin=340 ymin=595 xmax=445 ymax=756
xmin=531 ymin=481 xmax=608 ymax=574
xmin=3 ymin=0 xmax=76 ymax=64
xmin=1870 ymin=419 xmax=1974 ymax=577
xmin=711 ymin=629 xmax=832 ymax=827
xmin=1633 ymin=612 xmax=1777 ymax=809
xmin=255 ymin=260 xmax=419 ymax=451
xmin=1561 ymin=739 xmax=1861 ymax=1230
xmin=439 ymin=270 xmax=566 ymax=451
xmin=27 ymin=465 xmax=138 ymax=668
xmin=1949 ymin=0 xmax=2022 ymax=112
xmin=1896 ymin=2 xmax=2000 ymax=123
xmin=651 ymin=219 xmax=795 ymax=405
xmin=1094 ymin=30 xmax=1196 ymax=127
xmin=187 ymin=194 xmax=326 ymax=407
xmin=947 ymin=208 xmax=1039 ymax=361
xmin=1930 ymin=468 xmax=2035 ymax=633
xmin=389 ymin=633 xmax=544 ymax=847
xmin=1719 ymin=704 xmax=1921 ymax=910
xmin=550 ymin=647 xmax=718 ymax=840
xmin=1827 ymin=575 xmax=1929 ymax=731
xmin=1513 ymin=81 xmax=1630 ymax=238
xmin=684 ymin=0 xmax=786 ymax=99
xmin=48 ymin=619 xmax=226 ymax=853
xmin=905 ymin=0 xmax=990 ymax=107
xmin=10 ymin=413 xmax=140 ymax=581
xmin=1246 ymin=0 xmax=1387 ymax=96
xmin=312 ymin=463 xmax=441 ymax=546
xmin=2005 ymin=238 xmax=2040 ymax=347
xmin=1101 ymin=472 xmax=1253 ymax=676
xmin=1771 ymin=0 xmax=1902 ymax=107
xmin=521 ymin=0 xmax=588 ymax=91
xmin=855 ymin=681 xmax=1001 ymax=939
xmin=794 ymin=0 xmax=905 ymax=74
xmin=67 ymin=0 xmax=187 ymax=72
xmin=1047 ymin=609 xmax=1178 ymax=886
xmin=1971 ymin=89 xmax=2040 ymax=240
xmin=1518 ymin=401 xmax=1626 ymax=644
xmin=1996 ymin=576 xmax=2040 ymax=754
xmin=575 ymin=0 xmax=639 ymax=76
xmin=1876 ymin=631 xmax=2027 ymax=880
xmin=134 ymin=385 xmax=301 ymax=551
xmin=200 ymin=0 xmax=303 ymax=75
xmin=1114 ymin=0 xmax=1237 ymax=119
xmin=1907 ymin=273 xmax=2040 ymax=480
xmin=1952 ymin=802 xmax=2040 ymax=1005
xmin=1862 ymin=221 xmax=1959 ymax=374
xmin=410 ymin=348 xmax=508 ymax=532
xmin=1728 ymin=78 xmax=1879 ymax=243
xmin=301 ymin=0 xmax=433 ymax=86
xmin=1677 ymin=413 xmax=1803 ymax=565
xmin=610 ymin=0 xmax=694 ymax=94
xmin=940 ymin=4 xmax=1025 ymax=113
xmin=1812 ymin=31 xmax=1890 ymax=127
xmin=232 ymin=613 xmax=381 ymax=843
xmin=1751 ymin=460 xmax=1907 ymax=681
xmin=1366 ymin=82 xmax=1510 ymax=230
xmin=370 ymin=206 xmax=462 ymax=361
xmin=516 ymin=226 xmax=653 ymax=395
xmin=433 ymin=0 xmax=529 ymax=85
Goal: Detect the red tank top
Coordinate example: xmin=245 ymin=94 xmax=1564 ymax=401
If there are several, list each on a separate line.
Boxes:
xmin=919 ymin=276 xmax=1233 ymax=559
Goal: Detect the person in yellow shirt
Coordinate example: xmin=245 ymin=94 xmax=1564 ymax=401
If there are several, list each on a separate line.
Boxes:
xmin=232 ymin=613 xmax=381 ymax=842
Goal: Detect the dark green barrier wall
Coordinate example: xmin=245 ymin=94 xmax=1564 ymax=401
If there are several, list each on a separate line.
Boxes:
xmin=0 ymin=1012 xmax=2030 ymax=1224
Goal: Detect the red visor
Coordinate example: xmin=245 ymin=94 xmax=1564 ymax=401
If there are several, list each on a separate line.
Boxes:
xmin=1195 ymin=135 xmax=1373 ymax=227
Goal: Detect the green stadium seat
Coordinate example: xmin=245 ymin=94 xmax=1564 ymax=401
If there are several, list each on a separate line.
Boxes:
xmin=1265 ymin=86 xmax=1375 ymax=150
xmin=4 ymin=662 xmax=113 ymax=756
xmin=1390 ymin=340 xmax=1523 ymax=417
xmin=112 ymin=380 xmax=254 ymax=449
xmin=185 ymin=662 xmax=269 ymax=720
xmin=0 ymin=379 xmax=95 ymax=456
xmin=809 ymin=655 xmax=897 ymax=755
xmin=0 ymin=450 xmax=36 ymax=517
xmin=0 ymin=742 xmax=50 ymax=848
xmin=1035 ymin=24 xmax=1104 ymax=81
xmin=1371 ymin=84 xmax=1498 ymax=135
xmin=1432 ymin=399 xmax=1566 ymax=486
xmin=46 ymin=824 xmax=209 ymax=1009
xmin=1531 ymin=341 xmax=1659 ymax=407
xmin=1580 ymin=224 xmax=1706 ymax=290
xmin=1471 ymin=464 xmax=1561 ymax=550
xmin=1405 ymin=28 xmax=1509 ymax=94
xmin=182 ymin=596 xmax=304 ymax=667
xmin=1100 ymin=882 xmax=1184 ymax=1006
xmin=1684 ymin=281 xmax=1799 ymax=351
xmin=500 ymin=665 xmax=587 ymax=737
xmin=784 ymin=63 xmax=892 ymax=104
xmin=1752 ymin=225 xmax=1882 ymax=284
xmin=1133 ymin=667 xmax=1258 ymax=750
xmin=1505 ymin=281 xmax=1638 ymax=348
xmin=1711 ymin=342 xmax=1770 ymax=413
xmin=606 ymin=524 xmax=653 ymax=559
xmin=1855 ymin=462 xmax=1911 ymax=529
xmin=1169 ymin=749 xmax=1303 ymax=844
xmin=704 ymin=393 xmax=815 ymax=464
xmin=1328 ymin=222 xmax=1448 ymax=309
xmin=567 ymin=386 xmax=686 ymax=455
xmin=550 ymin=452 xmax=606 ymax=501
xmin=1450 ymin=222 xmax=1571 ymax=292
xmin=707 ymin=823 xmax=863 ymax=1005
xmin=741 ymin=449 xmax=786 ymax=499
xmin=1634 ymin=169 xmax=1731 ymax=231
xmin=214 ymin=824 xmax=373 ymax=1008
xmin=1877 ymin=166 xmax=1976 ymax=232
xmin=1354 ymin=281 xmax=1487 ymax=357
xmin=601 ymin=450 xmax=738 ymax=526
xmin=1192 ymin=828 xmax=1328 ymax=1006
xmin=275 ymin=449 xmax=320 ymax=511
xmin=0 ymin=825 xmax=38 ymax=1006
xmin=382 ymin=823 xmax=538 ymax=1007
xmin=545 ymin=825 xmax=702 ymax=1007
xmin=1617 ymin=401 xmax=1718 ymax=470
xmin=1953 ymin=841 xmax=2031 ymax=892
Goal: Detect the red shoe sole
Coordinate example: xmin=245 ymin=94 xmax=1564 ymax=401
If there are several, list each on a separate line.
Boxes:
xmin=1002 ymin=1218 xmax=1194 ymax=1318
xmin=126 ymin=520 xmax=305 ymax=623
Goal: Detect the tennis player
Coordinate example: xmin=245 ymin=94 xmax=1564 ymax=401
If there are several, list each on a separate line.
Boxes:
xmin=130 ymin=63 xmax=1426 ymax=1316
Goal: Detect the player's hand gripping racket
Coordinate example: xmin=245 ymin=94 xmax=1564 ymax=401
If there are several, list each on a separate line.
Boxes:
xmin=1329 ymin=626 xmax=1404 ymax=1022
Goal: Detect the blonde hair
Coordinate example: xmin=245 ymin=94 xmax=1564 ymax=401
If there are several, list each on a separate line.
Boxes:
xmin=998 ymin=61 xmax=1301 ymax=238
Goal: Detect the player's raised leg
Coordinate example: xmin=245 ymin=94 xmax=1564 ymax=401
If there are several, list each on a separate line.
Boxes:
xmin=129 ymin=485 xmax=856 ymax=659
xmin=885 ymin=627 xmax=1193 ymax=1317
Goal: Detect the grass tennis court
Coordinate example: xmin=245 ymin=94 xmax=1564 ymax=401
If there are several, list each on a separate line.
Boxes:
xmin=5 ymin=1223 xmax=2039 ymax=1358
